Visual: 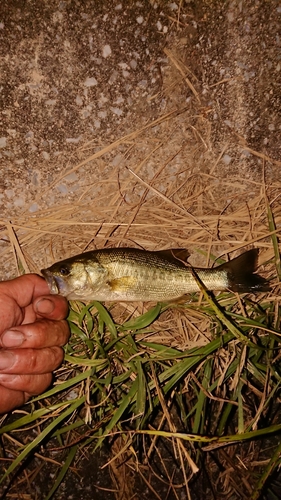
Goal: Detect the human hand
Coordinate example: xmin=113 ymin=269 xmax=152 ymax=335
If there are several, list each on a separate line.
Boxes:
xmin=0 ymin=274 xmax=69 ymax=414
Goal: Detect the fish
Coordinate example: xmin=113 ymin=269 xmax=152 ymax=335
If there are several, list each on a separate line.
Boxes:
xmin=41 ymin=247 xmax=270 ymax=302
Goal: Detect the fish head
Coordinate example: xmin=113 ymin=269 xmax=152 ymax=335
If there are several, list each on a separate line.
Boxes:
xmin=41 ymin=258 xmax=106 ymax=300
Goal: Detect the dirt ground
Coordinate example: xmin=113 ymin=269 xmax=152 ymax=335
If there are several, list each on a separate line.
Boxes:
xmin=0 ymin=1 xmax=281 ymax=499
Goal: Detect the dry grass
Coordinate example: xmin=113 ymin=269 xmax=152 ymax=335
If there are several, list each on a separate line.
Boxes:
xmin=0 ymin=104 xmax=279 ymax=344
xmin=1 ymin=49 xmax=280 ymax=283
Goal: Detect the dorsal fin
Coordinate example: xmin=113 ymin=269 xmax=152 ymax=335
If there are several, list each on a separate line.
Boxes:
xmin=156 ymin=248 xmax=190 ymax=264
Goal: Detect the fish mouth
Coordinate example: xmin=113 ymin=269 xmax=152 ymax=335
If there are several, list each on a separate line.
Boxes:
xmin=41 ymin=269 xmax=60 ymax=295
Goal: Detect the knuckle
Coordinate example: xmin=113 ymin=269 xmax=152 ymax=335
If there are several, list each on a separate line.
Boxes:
xmin=28 ymin=346 xmax=63 ymax=373
xmin=47 ymin=319 xmax=70 ymax=344
xmin=28 ymin=350 xmax=39 ymax=371
xmin=28 ymin=319 xmax=70 ymax=348
xmin=50 ymin=320 xmax=70 ymax=346
xmin=49 ymin=346 xmax=64 ymax=370
xmin=60 ymin=320 xmax=71 ymax=343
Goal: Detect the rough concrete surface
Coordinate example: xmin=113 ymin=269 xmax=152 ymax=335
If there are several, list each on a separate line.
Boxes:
xmin=1 ymin=0 xmax=173 ymax=214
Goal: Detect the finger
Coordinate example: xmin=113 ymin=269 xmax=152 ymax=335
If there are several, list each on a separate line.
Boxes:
xmin=33 ymin=295 xmax=69 ymax=321
xmin=0 ymin=319 xmax=70 ymax=349
xmin=21 ymin=295 xmax=69 ymax=325
xmin=0 ymin=372 xmax=52 ymax=395
xmin=0 ymin=274 xmax=50 ymax=309
xmin=0 ymin=275 xmax=52 ymax=331
xmin=0 ymin=386 xmax=27 ymax=414
xmin=0 ymin=346 xmax=64 ymax=374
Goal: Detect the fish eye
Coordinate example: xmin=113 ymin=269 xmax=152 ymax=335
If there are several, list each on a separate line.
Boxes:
xmin=59 ymin=266 xmax=70 ymax=276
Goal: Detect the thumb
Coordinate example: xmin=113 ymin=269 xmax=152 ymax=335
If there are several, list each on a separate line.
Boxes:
xmin=33 ymin=296 xmax=69 ymax=320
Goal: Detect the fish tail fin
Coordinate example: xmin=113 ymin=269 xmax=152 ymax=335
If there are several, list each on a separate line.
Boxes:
xmin=217 ymin=249 xmax=270 ymax=293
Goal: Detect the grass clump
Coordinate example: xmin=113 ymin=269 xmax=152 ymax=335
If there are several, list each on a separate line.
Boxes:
xmin=1 ymin=260 xmax=280 ymax=499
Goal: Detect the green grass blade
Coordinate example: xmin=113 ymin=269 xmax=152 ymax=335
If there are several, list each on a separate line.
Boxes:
xmin=250 ymin=440 xmax=281 ymax=499
xmin=192 ymin=358 xmax=213 ymax=434
xmin=119 ymin=303 xmax=162 ymax=331
xmin=29 ymin=369 xmax=93 ymax=402
xmin=95 ymin=378 xmax=139 ymax=448
xmin=237 ymin=379 xmax=244 ymax=434
xmin=135 ymin=359 xmax=147 ymax=421
xmin=0 ymin=407 xmax=52 ymax=434
xmin=45 ymin=444 xmax=78 ymax=500
xmin=136 ymin=422 xmax=281 ymax=443
xmin=90 ymin=301 xmax=117 ymax=338
xmin=155 ymin=332 xmax=234 ymax=391
xmin=64 ymin=353 xmax=108 ymax=368
xmin=190 ymin=268 xmax=262 ymax=347
xmin=0 ymin=397 xmax=85 ymax=485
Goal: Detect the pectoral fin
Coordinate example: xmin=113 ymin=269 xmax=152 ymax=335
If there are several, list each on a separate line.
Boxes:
xmin=107 ymin=276 xmax=137 ymax=292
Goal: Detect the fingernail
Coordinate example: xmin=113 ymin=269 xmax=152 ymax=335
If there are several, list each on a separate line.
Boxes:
xmin=2 ymin=330 xmax=25 ymax=347
xmin=35 ymin=298 xmax=55 ymax=314
xmin=0 ymin=352 xmax=15 ymax=370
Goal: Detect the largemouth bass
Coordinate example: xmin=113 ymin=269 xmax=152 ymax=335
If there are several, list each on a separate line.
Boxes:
xmin=41 ymin=247 xmax=269 ymax=302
